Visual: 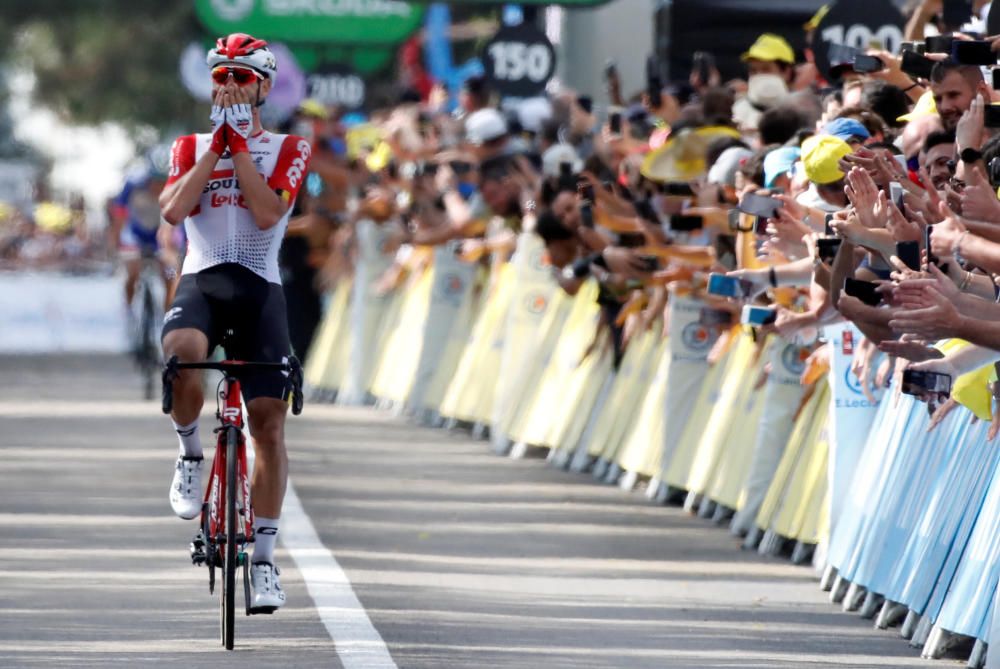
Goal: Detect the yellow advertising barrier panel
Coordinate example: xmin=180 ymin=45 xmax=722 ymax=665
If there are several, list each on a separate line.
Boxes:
xmin=369 ymin=266 xmax=434 ymax=403
xmin=615 ymin=338 xmax=671 ymax=477
xmin=683 ymin=333 xmax=761 ymax=496
xmin=585 ymin=329 xmax=657 ymax=458
xmin=509 ymin=280 xmax=603 ymax=447
xmin=758 ymin=382 xmax=831 ymax=542
xmin=304 ymin=278 xmax=351 ymax=390
xmin=439 ymin=265 xmax=516 ymax=423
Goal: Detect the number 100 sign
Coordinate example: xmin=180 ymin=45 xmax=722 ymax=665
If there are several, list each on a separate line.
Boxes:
xmin=810 ymin=0 xmax=904 ymax=79
xmin=482 ymin=23 xmax=557 ymax=98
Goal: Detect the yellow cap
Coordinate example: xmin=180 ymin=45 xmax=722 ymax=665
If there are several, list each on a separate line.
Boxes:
xmin=34 ymin=202 xmax=74 ymax=234
xmin=801 ymin=134 xmax=852 ymax=185
xmin=741 ymin=34 xmax=796 ymax=65
xmin=897 ymin=90 xmax=937 ymax=123
xmin=803 ymin=5 xmax=830 ymax=32
xmin=297 ymin=98 xmax=329 ymax=120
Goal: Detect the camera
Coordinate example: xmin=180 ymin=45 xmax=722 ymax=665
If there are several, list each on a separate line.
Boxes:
xmin=901 ymin=369 xmax=952 ymax=397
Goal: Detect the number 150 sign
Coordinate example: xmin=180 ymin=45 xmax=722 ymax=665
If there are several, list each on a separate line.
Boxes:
xmin=482 ymin=23 xmax=557 ymax=97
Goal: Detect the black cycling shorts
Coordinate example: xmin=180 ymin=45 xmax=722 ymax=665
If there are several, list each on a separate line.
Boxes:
xmin=161 ymin=263 xmax=291 ymax=402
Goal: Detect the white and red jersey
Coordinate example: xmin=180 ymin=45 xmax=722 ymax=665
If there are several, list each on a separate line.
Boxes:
xmin=166 ymin=130 xmax=311 ymax=284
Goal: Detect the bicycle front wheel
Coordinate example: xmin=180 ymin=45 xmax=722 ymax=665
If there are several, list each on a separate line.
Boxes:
xmin=221 ymin=425 xmax=239 ymax=650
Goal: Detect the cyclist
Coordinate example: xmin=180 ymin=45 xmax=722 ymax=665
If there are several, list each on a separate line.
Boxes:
xmin=158 ymin=33 xmax=311 ymax=612
xmin=110 ymin=146 xmax=174 ymax=315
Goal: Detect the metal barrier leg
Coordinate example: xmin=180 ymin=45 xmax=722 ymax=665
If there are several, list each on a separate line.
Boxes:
xmin=712 ymin=504 xmax=733 ymax=526
xmin=819 ymin=564 xmax=837 ymax=591
xmin=829 ymin=575 xmax=849 ymax=604
xmin=509 ymin=442 xmax=528 ymax=459
xmin=859 ymin=591 xmax=884 ymax=619
xmin=842 ymin=582 xmax=866 ymax=612
xmin=644 ymin=478 xmax=663 ymax=500
xmin=790 ymin=542 xmax=814 ymax=565
xmin=592 ymin=458 xmax=609 ymax=480
xmin=618 ymin=470 xmax=638 ymax=492
xmin=900 ymin=610 xmax=920 ymax=639
xmin=603 ymin=462 xmax=622 ymax=485
xmin=875 ymin=600 xmax=908 ymax=629
xmin=911 ymin=616 xmax=933 ymax=648
xmin=742 ymin=526 xmax=763 ymax=551
xmin=697 ymin=496 xmax=716 ymax=519
xmin=471 ymin=422 xmax=489 ymax=440
xmin=758 ymin=530 xmax=784 ymax=557
xmin=967 ymin=639 xmax=987 ymax=668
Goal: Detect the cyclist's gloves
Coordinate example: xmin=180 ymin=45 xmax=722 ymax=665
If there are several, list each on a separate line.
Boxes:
xmin=209 ymin=104 xmax=227 ymax=156
xmin=226 ymin=103 xmax=254 ymax=156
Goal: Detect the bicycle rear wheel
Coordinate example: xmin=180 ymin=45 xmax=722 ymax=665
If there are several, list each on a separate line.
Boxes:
xmin=140 ymin=281 xmax=158 ymax=400
xmin=221 ymin=426 xmax=238 ymax=650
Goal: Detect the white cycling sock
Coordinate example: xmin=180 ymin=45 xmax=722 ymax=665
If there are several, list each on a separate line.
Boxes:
xmin=253 ymin=516 xmax=279 ymax=564
xmin=172 ymin=419 xmax=202 ymax=459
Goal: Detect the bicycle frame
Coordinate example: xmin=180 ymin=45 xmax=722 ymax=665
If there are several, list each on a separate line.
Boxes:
xmin=204 ymin=373 xmax=254 ymax=567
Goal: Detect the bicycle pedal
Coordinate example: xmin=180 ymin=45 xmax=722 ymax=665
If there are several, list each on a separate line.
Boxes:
xmin=248 ymin=605 xmax=277 ymax=615
xmin=190 ymin=532 xmax=207 ymax=565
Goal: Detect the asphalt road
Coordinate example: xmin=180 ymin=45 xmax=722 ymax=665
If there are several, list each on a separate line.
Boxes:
xmin=0 ymin=355 xmax=950 ymax=668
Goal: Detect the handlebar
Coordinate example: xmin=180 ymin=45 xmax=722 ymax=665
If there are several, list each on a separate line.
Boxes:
xmin=162 ymin=355 xmax=304 ymax=416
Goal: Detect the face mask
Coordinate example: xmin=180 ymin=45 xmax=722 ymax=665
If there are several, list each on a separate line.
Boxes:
xmin=457 ymin=181 xmax=477 ymax=200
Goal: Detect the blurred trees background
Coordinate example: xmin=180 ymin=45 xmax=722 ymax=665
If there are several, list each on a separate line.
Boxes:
xmin=1 ymin=2 xmax=204 ymax=132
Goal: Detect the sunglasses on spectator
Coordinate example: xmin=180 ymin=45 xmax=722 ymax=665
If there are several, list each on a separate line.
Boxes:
xmin=211 ymin=66 xmax=263 ymax=86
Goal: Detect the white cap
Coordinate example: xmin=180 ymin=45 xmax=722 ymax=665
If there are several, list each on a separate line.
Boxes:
xmin=707 ymin=146 xmax=753 ymax=186
xmin=465 ymin=108 xmax=508 ymax=145
xmin=541 ymin=143 xmax=583 ymax=178
xmin=517 ymin=97 xmax=553 ymax=134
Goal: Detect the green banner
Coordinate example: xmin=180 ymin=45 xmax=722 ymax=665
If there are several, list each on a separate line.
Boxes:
xmin=195 ymin=0 xmax=425 ymax=45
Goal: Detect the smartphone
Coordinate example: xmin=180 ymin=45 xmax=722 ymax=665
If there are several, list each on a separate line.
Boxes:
xmin=942 ymin=0 xmax=973 ymax=29
xmin=700 ymin=307 xmax=735 ymax=327
xmin=634 ymin=198 xmax=660 ymax=224
xmin=889 ymin=181 xmax=905 ymax=211
xmin=853 ymin=54 xmax=884 ymax=73
xmin=739 ymin=192 xmax=782 ymax=219
xmin=669 ymin=214 xmax=704 ymax=231
xmin=984 ymin=104 xmax=1000 ymax=128
xmin=707 ymin=273 xmax=753 ymax=299
xmin=660 ymin=182 xmax=695 ymax=196
xmin=753 ymin=215 xmax=770 ymax=235
xmin=925 ymin=35 xmax=955 ymax=54
xmin=578 ymin=182 xmax=595 ymax=203
xmin=609 ymin=112 xmax=623 ymax=134
xmin=560 ymin=161 xmax=573 ymax=179
xmin=901 ymin=369 xmax=953 ymax=396
xmin=741 ymin=304 xmax=777 ymax=327
xmin=816 ymin=237 xmax=842 ymax=263
xmin=824 ymin=213 xmax=834 ymax=237
xmin=843 ymin=277 xmax=883 ymax=306
xmin=993 ymin=69 xmax=1000 ymax=90
xmin=952 ymin=40 xmax=996 ymax=65
xmin=901 ymin=50 xmax=936 ymax=80
xmin=924 ymin=225 xmax=950 ymax=272
xmin=580 ymin=202 xmax=594 ymax=229
xmin=577 ymin=95 xmax=593 ymax=114
xmin=692 ymin=51 xmax=715 ymax=85
xmin=646 ymin=55 xmax=663 ymax=108
xmin=828 ymin=43 xmax=859 ymax=68
xmin=896 ymin=240 xmax=921 ymax=270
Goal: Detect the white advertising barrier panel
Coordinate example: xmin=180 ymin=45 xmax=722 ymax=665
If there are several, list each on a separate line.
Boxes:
xmin=340 ymin=219 xmax=397 ymax=405
xmin=824 ymin=324 xmax=881 ymax=532
xmin=406 ymin=242 xmax=477 ymax=412
xmin=0 ymin=271 xmax=129 ymax=353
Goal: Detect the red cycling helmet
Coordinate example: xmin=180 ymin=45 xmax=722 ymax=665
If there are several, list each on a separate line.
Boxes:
xmin=206 ymin=33 xmax=277 ymax=83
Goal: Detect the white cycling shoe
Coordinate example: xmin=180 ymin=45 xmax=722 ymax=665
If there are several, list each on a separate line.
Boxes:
xmin=169 ymin=456 xmax=203 ymax=520
xmin=250 ymin=561 xmax=286 ymax=611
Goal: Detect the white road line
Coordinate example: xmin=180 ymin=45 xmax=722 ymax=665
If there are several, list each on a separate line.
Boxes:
xmin=246 ymin=425 xmax=396 ymax=668
xmin=280 ymin=482 xmax=398 ymax=669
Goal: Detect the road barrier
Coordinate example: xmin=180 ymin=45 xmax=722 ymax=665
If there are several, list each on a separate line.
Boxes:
xmin=305 ymin=232 xmax=1000 ymax=667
